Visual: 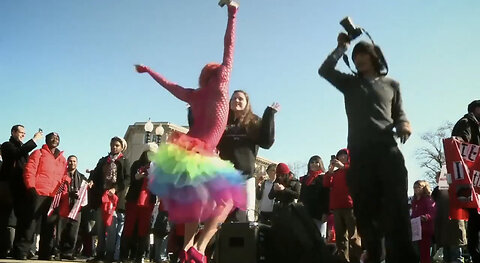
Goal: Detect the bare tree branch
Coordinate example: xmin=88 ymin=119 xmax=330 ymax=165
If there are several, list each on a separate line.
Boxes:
xmin=415 ymin=122 xmax=453 ymax=185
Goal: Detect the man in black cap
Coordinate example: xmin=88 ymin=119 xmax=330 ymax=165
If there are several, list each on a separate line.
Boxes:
xmin=318 ymin=33 xmax=416 ymax=263
xmin=452 ymin=99 xmax=480 ymax=263
xmin=0 ymin=125 xmax=42 ymax=259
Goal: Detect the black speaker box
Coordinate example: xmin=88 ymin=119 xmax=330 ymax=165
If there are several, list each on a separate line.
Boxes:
xmin=215 ymin=222 xmax=269 ymax=263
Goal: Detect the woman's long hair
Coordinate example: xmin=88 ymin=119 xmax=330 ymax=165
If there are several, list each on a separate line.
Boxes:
xmin=228 ymin=90 xmax=261 ymax=138
xmin=307 ymin=155 xmax=325 ymax=174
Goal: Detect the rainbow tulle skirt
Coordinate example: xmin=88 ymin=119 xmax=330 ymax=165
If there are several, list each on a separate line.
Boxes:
xmin=147 ymin=132 xmax=247 ymax=223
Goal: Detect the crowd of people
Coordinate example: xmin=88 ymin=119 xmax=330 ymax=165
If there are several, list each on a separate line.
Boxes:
xmin=1 ymin=1 xmax=479 ymax=263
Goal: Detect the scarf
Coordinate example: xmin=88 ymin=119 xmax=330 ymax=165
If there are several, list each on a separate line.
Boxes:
xmin=104 ymin=153 xmax=123 ymax=189
xmin=302 ymin=170 xmax=323 ymax=186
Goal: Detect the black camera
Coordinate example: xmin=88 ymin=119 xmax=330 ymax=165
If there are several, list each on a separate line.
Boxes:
xmin=340 ymin=17 xmax=363 ymax=40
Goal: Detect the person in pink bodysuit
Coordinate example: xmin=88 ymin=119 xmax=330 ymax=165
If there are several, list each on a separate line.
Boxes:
xmin=135 ymin=2 xmax=240 ymax=263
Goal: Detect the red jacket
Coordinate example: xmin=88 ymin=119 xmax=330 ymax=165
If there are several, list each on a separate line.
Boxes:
xmin=23 ymin=144 xmax=67 ymax=197
xmin=323 ymin=165 xmax=353 ymax=210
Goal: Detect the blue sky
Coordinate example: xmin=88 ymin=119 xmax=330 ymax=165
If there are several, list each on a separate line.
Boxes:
xmin=1 ymin=1 xmax=479 ymax=195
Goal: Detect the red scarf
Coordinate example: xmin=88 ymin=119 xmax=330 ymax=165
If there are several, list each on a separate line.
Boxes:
xmin=302 ymin=170 xmax=323 ymax=186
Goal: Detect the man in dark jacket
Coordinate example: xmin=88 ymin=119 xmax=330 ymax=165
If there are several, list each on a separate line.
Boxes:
xmin=452 ymin=99 xmax=480 ymax=263
xmin=0 ymin=125 xmax=42 ymax=259
xmin=318 ymin=33 xmax=416 ymax=263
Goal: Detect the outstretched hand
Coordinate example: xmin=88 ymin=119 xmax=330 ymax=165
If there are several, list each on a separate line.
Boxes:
xmin=135 ymin=64 xmax=148 ymax=73
xmin=269 ymin=102 xmax=281 ymax=113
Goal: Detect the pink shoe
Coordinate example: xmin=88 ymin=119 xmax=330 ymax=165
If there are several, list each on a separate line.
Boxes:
xmin=187 ymin=247 xmax=206 ymax=263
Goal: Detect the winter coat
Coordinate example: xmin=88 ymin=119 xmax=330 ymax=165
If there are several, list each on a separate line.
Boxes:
xmin=431 ymin=186 xmax=467 ymax=246
xmin=411 ymin=195 xmax=436 ymax=238
xmin=217 ymin=107 xmax=276 ymax=177
xmin=323 ymin=166 xmax=353 ymax=210
xmin=299 ymin=172 xmax=330 ymax=220
xmin=452 ymin=113 xmax=480 ymax=145
xmin=23 ymin=144 xmax=67 ymax=197
xmin=89 ymin=155 xmax=130 ymax=211
xmin=0 ymin=137 xmax=37 ymax=193
xmin=125 ymin=159 xmax=156 ymax=205
xmin=268 ymin=178 xmax=301 ymax=208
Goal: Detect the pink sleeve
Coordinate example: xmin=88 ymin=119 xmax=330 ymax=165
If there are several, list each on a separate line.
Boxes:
xmin=221 ymin=6 xmax=237 ymax=72
xmin=24 ymin=150 xmax=41 ymax=189
xmin=143 ymin=67 xmax=194 ymax=103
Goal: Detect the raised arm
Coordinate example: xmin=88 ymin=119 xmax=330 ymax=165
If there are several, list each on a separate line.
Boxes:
xmin=135 ymin=65 xmax=194 ymax=103
xmin=222 ymin=4 xmax=238 ymax=70
xmin=318 ymin=33 xmax=354 ymax=93
xmin=257 ymin=106 xmax=277 ymax=149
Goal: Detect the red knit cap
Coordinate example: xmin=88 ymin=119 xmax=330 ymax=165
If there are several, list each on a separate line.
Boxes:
xmin=276 ymin=163 xmax=290 ymax=174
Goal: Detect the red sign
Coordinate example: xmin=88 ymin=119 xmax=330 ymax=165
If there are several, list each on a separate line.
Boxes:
xmin=443 ymin=138 xmax=480 ymax=220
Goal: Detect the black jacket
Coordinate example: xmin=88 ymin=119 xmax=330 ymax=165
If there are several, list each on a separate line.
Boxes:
xmin=125 ymin=159 xmax=156 ymax=204
xmin=217 ymin=107 xmax=276 ymax=177
xmin=0 ymin=137 xmax=37 ymax=193
xmin=268 ymin=179 xmax=301 ymax=206
xmin=452 ymin=113 xmax=480 ymax=145
xmin=319 ymin=47 xmax=409 ymax=147
xmin=298 ymin=174 xmax=330 ymax=220
xmin=89 ymin=155 xmax=130 ymax=211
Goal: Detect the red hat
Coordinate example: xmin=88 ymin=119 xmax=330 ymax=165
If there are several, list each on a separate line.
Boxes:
xmin=276 ymin=163 xmax=290 ymax=174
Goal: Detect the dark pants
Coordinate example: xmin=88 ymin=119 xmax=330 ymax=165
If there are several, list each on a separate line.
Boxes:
xmin=57 ymin=214 xmax=81 ymax=256
xmin=258 ymin=211 xmax=273 ymax=225
xmin=467 ymin=208 xmax=480 ymax=263
xmin=12 ymin=190 xmax=33 ymax=258
xmin=0 ymin=196 xmax=14 ymax=257
xmin=347 ymin=142 xmax=417 ymax=263
xmin=120 ymin=202 xmax=154 ymax=261
xmin=15 ymin=194 xmax=57 ymax=259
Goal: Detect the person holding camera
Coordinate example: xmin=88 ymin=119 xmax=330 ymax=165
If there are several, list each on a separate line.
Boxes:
xmin=318 ymin=30 xmax=416 ymax=262
xmin=120 ymin=143 xmax=158 ymax=263
xmin=0 ymin=125 xmax=43 ymax=259
xmin=268 ymin=163 xmax=301 ymax=213
xmin=323 ymin=149 xmax=361 ymax=263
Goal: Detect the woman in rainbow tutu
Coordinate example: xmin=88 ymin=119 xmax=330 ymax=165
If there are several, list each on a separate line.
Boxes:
xmin=134 ymin=1 xmax=242 ymax=262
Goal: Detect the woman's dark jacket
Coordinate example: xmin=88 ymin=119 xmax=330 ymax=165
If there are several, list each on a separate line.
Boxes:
xmin=89 ymin=155 xmax=130 ymax=211
xmin=217 ymin=107 xmax=276 ymax=177
xmin=268 ymin=179 xmax=301 ymax=206
xmin=125 ymin=158 xmax=156 ymax=204
xmin=298 ymin=174 xmax=330 ymax=220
